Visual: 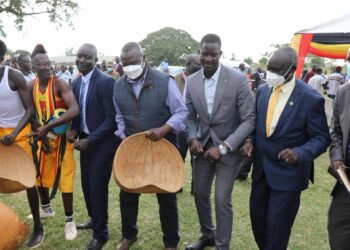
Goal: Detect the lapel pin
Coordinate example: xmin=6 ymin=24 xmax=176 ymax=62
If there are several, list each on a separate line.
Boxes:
xmin=289 ymin=101 xmax=294 ymax=106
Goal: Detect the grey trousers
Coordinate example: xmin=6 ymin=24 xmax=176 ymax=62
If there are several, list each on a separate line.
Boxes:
xmin=193 ymin=155 xmax=240 ymax=250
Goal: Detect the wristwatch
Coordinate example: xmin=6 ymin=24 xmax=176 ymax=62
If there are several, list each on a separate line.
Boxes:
xmin=219 ymin=144 xmax=228 ymax=156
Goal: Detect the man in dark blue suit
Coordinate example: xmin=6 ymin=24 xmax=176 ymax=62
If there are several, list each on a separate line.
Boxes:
xmin=241 ymin=47 xmax=330 ymax=250
xmin=69 ymin=43 xmax=121 ymax=250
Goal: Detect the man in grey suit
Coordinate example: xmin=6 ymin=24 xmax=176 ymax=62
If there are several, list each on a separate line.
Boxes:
xmin=185 ymin=34 xmax=256 ymax=250
xmin=328 ymin=82 xmax=350 ymax=249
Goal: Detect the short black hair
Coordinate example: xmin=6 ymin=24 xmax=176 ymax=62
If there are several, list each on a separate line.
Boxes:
xmin=0 ymin=40 xmax=7 ymax=59
xmin=316 ymin=68 xmax=323 ymax=74
xmin=200 ymin=34 xmax=221 ymax=48
xmin=17 ymin=54 xmax=29 ymax=63
xmin=31 ymin=44 xmax=47 ymax=59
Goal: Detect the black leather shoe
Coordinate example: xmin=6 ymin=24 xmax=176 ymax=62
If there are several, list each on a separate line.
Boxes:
xmin=77 ymin=220 xmax=93 ymax=230
xmin=26 ymin=226 xmax=45 ymax=248
xmin=116 ymin=238 xmax=137 ymax=250
xmin=185 ymin=236 xmax=215 ymax=250
xmin=87 ymin=238 xmax=107 ymax=250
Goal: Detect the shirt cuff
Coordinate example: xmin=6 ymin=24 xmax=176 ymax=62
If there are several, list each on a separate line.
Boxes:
xmin=166 ymin=121 xmax=185 ymax=134
xmin=223 ymin=141 xmax=233 ymax=151
xmin=115 ymin=130 xmax=126 ymax=140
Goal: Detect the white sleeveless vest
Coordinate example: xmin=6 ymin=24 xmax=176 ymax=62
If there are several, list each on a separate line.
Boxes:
xmin=0 ymin=66 xmax=25 ymax=128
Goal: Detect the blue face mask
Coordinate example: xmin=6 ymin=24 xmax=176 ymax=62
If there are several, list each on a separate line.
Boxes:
xmin=107 ymin=67 xmax=113 ymax=73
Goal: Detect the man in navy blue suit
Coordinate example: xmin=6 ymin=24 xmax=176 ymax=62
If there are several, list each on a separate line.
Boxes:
xmin=241 ymin=47 xmax=330 ymax=250
xmin=69 ymin=43 xmax=121 ymax=250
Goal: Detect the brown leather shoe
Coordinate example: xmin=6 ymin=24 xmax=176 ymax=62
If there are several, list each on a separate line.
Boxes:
xmin=116 ymin=238 xmax=137 ymax=250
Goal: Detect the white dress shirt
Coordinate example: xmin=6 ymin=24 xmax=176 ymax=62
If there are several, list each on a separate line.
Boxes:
xmin=79 ymin=68 xmax=94 ymax=134
xmin=203 ymin=64 xmax=221 ymax=115
xmin=268 ymin=76 xmax=296 ymax=136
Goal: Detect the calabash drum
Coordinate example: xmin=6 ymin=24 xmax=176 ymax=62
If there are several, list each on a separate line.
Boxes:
xmin=0 ymin=202 xmax=29 ymax=249
xmin=113 ymin=132 xmax=185 ymax=193
xmin=0 ymin=143 xmax=36 ymax=193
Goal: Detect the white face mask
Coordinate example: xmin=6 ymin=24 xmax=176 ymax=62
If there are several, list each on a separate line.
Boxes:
xmin=266 ymin=64 xmax=294 ymax=88
xmin=266 ymin=71 xmax=285 ymax=88
xmin=123 ymin=60 xmax=143 ymax=79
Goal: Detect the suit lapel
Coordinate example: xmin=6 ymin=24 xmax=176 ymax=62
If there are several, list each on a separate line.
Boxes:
xmin=260 ymin=86 xmax=271 ymax=139
xmin=76 ymin=76 xmax=82 ymax=98
xmin=195 ymin=70 xmax=210 ymax=119
xmin=210 ymin=67 xmax=227 ymax=118
xmin=86 ymin=68 xmax=97 ymax=106
xmin=271 ymin=81 xmax=300 ymax=137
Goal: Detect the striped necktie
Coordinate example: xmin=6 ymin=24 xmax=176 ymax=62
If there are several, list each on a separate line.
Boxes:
xmin=79 ymin=80 xmax=87 ymax=132
xmin=79 ymin=80 xmax=86 ymax=110
xmin=266 ymin=86 xmax=282 ymax=137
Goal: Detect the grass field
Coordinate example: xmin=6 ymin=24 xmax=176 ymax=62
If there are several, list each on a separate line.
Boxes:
xmin=0 ymin=152 xmax=335 ymax=250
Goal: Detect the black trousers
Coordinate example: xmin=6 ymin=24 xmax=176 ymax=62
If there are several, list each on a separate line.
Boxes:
xmin=119 ymin=190 xmax=180 ymax=247
xmin=328 ymin=184 xmax=350 ymax=250
xmin=237 ymin=156 xmax=253 ymax=178
xmin=177 ymin=131 xmax=188 ymax=161
xmin=80 ymin=133 xmax=114 ymax=242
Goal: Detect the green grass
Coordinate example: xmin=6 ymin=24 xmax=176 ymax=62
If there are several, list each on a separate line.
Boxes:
xmin=0 ymin=152 xmax=334 ymax=250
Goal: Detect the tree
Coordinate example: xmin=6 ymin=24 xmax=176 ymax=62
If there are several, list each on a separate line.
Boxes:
xmin=243 ymin=57 xmax=254 ymax=66
xmin=65 ymin=47 xmax=76 ymax=56
xmin=310 ymin=56 xmax=324 ymax=67
xmin=0 ymin=0 xmax=79 ymax=36
xmin=140 ymin=27 xmax=199 ymax=66
xmin=14 ymin=49 xmax=30 ymax=56
xmin=270 ymin=43 xmax=290 ymax=49
xmin=256 ymin=52 xmax=269 ymax=68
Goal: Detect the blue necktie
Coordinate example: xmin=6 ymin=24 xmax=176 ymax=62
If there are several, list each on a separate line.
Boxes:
xmin=79 ymin=80 xmax=86 ymax=110
xmin=79 ymin=80 xmax=87 ymax=132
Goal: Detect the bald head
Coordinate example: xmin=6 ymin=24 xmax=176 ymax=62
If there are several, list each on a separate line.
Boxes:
xmin=120 ymin=42 xmax=144 ymax=67
xmin=76 ymin=43 xmax=98 ymax=75
xmin=185 ymin=54 xmax=201 ymax=76
xmin=267 ymin=47 xmax=297 ymax=84
xmin=121 ymin=42 xmax=143 ymax=58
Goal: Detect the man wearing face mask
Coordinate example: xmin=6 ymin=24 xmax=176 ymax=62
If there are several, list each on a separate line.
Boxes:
xmin=104 ymin=61 xmax=120 ymax=80
xmin=240 ymin=47 xmax=330 ymax=250
xmin=113 ymin=42 xmax=188 ymax=250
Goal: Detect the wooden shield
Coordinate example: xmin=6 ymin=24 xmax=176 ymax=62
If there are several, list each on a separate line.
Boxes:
xmin=0 ymin=143 xmax=36 ymax=193
xmin=113 ymin=132 xmax=185 ymax=193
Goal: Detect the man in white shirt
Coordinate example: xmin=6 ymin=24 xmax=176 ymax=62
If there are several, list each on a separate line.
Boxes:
xmin=308 ymin=68 xmax=326 ymax=95
xmin=327 ymin=66 xmax=345 ymax=99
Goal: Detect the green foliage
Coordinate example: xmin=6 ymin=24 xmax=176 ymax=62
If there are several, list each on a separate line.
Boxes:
xmin=310 ymin=57 xmax=324 ymax=67
xmin=0 ymin=0 xmax=79 ymax=36
xmin=65 ymin=47 xmax=76 ymax=56
xmin=258 ymin=55 xmax=268 ymax=68
xmin=14 ymin=49 xmax=30 ymax=56
xmin=140 ymin=27 xmax=199 ymax=66
xmin=270 ymin=43 xmax=290 ymax=49
xmin=244 ymin=56 xmax=254 ymax=66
